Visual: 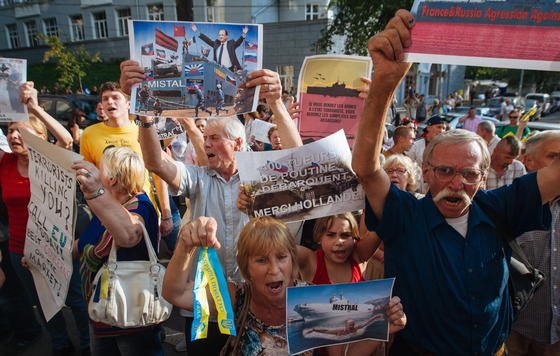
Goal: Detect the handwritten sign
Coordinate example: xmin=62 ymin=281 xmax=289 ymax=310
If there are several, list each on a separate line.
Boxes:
xmin=236 ymin=130 xmax=364 ymax=223
xmin=22 ymin=130 xmax=81 ymax=321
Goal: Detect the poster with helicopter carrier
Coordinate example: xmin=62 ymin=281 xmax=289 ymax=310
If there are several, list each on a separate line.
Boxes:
xmin=128 ymin=20 xmax=263 ymax=118
xmin=287 ymin=278 xmax=395 ymax=354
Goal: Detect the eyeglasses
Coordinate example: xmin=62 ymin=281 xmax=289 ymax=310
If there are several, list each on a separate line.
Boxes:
xmin=385 ymin=168 xmax=408 ymax=176
xmin=427 ymin=164 xmax=484 ymax=185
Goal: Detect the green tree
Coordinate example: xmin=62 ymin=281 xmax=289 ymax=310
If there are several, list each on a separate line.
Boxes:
xmin=316 ymin=0 xmax=413 ymax=55
xmin=40 ymin=35 xmax=101 ymax=91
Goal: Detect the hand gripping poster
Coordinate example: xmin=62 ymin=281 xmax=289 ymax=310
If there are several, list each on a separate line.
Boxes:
xmin=21 ymin=130 xmax=81 ymax=320
xmin=129 ymin=20 xmax=263 ymax=118
xmin=0 ymin=58 xmax=27 ymax=122
xmin=287 ymin=279 xmax=395 ymax=354
xmin=297 ymin=55 xmax=372 ymax=147
xmin=407 ymin=0 xmax=560 ymax=71
xmin=235 ymin=130 xmax=364 ymax=223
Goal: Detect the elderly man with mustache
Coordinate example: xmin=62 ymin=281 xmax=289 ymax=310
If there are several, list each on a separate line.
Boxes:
xmin=352 ymin=9 xmax=560 ymax=356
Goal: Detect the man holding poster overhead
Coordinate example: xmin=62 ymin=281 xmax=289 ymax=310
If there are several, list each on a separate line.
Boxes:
xmin=353 ymin=9 xmax=559 ymax=356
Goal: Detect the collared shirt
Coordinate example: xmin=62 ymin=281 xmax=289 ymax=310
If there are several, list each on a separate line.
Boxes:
xmin=513 ymin=199 xmax=560 ymax=344
xmin=172 ymin=164 xmax=249 ymax=282
xmin=488 ymin=135 xmax=501 ymax=154
xmin=462 ymin=115 xmax=482 ymax=132
xmin=408 ymin=138 xmax=426 ymax=167
xmin=486 ymin=159 xmax=526 ymax=190
xmin=364 ymin=173 xmax=549 ymax=355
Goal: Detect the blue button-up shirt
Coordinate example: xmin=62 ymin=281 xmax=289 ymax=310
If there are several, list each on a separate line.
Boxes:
xmin=172 ymin=164 xmax=249 ymax=283
xmin=365 ymin=173 xmax=550 ymax=355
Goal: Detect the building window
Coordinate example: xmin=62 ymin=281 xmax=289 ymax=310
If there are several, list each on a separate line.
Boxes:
xmin=70 ymin=15 xmax=85 ymax=42
xmin=44 ymin=18 xmax=59 ymax=37
xmin=305 ymin=3 xmax=319 ymax=20
xmin=93 ymin=11 xmax=108 ymax=39
xmin=148 ymin=4 xmax=164 ymax=21
xmin=117 ymin=8 xmax=131 ymax=37
xmin=24 ymin=20 xmax=38 ymax=47
xmin=6 ymin=24 xmax=21 ymax=48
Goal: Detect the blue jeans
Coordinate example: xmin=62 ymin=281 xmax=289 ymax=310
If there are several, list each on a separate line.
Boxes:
xmin=90 ymin=326 xmax=164 ymax=356
xmin=10 ymin=252 xmax=90 ymax=350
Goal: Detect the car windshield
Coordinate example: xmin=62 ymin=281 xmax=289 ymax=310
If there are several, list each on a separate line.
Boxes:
xmin=526 ymin=95 xmax=544 ymax=102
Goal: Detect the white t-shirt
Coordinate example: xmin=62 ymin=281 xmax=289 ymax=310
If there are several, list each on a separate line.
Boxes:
xmin=446 ymin=213 xmax=469 ymax=238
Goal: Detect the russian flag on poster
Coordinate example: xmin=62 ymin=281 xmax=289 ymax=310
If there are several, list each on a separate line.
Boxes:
xmin=142 ymin=43 xmax=154 ymax=56
xmin=174 ymin=25 xmax=185 ymax=37
xmin=157 ymin=49 xmax=166 ymax=58
xmin=185 ymin=63 xmax=204 ymax=76
xmin=244 ymin=54 xmax=257 ymax=63
xmin=244 ymin=41 xmax=257 ymax=51
xmin=267 ymin=160 xmax=289 ymax=173
xmin=226 ymin=74 xmax=236 ymax=85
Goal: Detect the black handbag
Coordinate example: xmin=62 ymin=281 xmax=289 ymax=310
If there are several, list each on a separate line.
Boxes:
xmin=475 ymin=199 xmax=545 ymax=317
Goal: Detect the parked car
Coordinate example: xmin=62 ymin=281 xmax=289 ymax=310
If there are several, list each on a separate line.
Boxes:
xmin=550 ymin=94 xmax=560 ymax=113
xmin=525 ymin=93 xmax=551 ymax=115
xmin=38 ymin=94 xmax=100 ymax=127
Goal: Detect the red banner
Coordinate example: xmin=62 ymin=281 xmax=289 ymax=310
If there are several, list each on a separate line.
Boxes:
xmin=155 ymin=29 xmax=178 ymax=52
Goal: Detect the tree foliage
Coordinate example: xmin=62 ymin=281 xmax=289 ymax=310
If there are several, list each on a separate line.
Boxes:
xmin=316 ymin=0 xmax=414 ymax=55
xmin=41 ymin=35 xmax=101 ymax=90
xmin=466 ymin=66 xmax=560 ymax=93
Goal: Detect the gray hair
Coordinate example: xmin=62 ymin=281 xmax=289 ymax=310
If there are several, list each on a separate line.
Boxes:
xmin=477 ymin=120 xmax=495 ymax=135
xmin=207 ymin=116 xmax=247 ymax=151
xmin=423 ymin=129 xmax=491 ymax=172
xmin=498 ymin=135 xmax=521 ymax=156
xmin=525 ymin=131 xmax=560 ymax=156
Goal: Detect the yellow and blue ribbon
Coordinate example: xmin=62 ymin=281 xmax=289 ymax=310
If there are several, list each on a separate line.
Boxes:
xmin=191 ymin=247 xmax=236 ymax=340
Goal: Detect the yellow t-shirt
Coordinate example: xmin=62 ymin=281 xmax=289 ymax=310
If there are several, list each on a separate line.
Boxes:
xmin=80 ymin=121 xmax=157 ymax=208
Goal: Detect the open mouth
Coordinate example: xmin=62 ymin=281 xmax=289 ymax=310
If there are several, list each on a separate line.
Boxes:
xmin=265 ymin=281 xmax=283 ymax=293
xmin=444 ymin=197 xmax=463 ymax=206
xmin=332 ymin=250 xmax=348 ymax=259
xmin=207 ymin=153 xmax=216 ymax=159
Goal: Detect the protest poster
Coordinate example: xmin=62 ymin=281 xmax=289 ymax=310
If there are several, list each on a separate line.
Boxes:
xmin=21 ymin=130 xmax=81 ymax=321
xmin=148 ymin=116 xmax=185 ymax=140
xmin=128 ymin=20 xmax=263 ymax=118
xmin=236 ymin=130 xmax=364 ymax=223
xmin=406 ymin=0 xmax=560 ymax=71
xmin=287 ymin=278 xmax=395 ymax=354
xmin=0 ymin=58 xmax=27 ymax=122
xmin=297 ymin=55 xmax=372 ymax=147
xmin=250 ymin=119 xmax=276 ymax=144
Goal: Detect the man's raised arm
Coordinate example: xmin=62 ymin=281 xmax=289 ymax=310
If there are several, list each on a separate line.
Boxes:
xmin=352 ymin=10 xmax=414 ymax=219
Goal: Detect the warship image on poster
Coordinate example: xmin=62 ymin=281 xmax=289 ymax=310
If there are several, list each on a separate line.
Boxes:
xmin=287 ymin=279 xmax=395 ymax=354
xmin=306 ymin=81 xmax=360 ymax=98
xmin=297 ymin=55 xmax=372 ymax=147
xmin=236 ymin=131 xmax=364 ymax=223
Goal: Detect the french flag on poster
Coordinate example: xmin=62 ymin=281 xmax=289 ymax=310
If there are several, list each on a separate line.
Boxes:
xmin=157 ymin=49 xmax=166 ymax=58
xmin=142 ymin=43 xmax=154 ymax=56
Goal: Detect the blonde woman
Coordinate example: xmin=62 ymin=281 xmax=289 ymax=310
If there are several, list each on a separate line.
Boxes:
xmin=72 ymin=147 xmax=162 ymax=355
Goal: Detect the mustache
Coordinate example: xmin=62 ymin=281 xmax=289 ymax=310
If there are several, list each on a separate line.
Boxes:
xmin=432 ymin=188 xmax=472 ymax=206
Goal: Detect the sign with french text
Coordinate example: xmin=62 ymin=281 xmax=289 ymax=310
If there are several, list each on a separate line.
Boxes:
xmin=236 ymin=130 xmax=364 ymax=223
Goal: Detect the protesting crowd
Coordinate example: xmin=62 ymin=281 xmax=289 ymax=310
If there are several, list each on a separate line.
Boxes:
xmin=0 ymin=8 xmax=559 ymax=356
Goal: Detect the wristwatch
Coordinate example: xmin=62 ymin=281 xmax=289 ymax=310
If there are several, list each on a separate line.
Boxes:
xmin=135 ymin=117 xmax=155 ymax=128
xmin=85 ymin=186 xmax=105 ymax=200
